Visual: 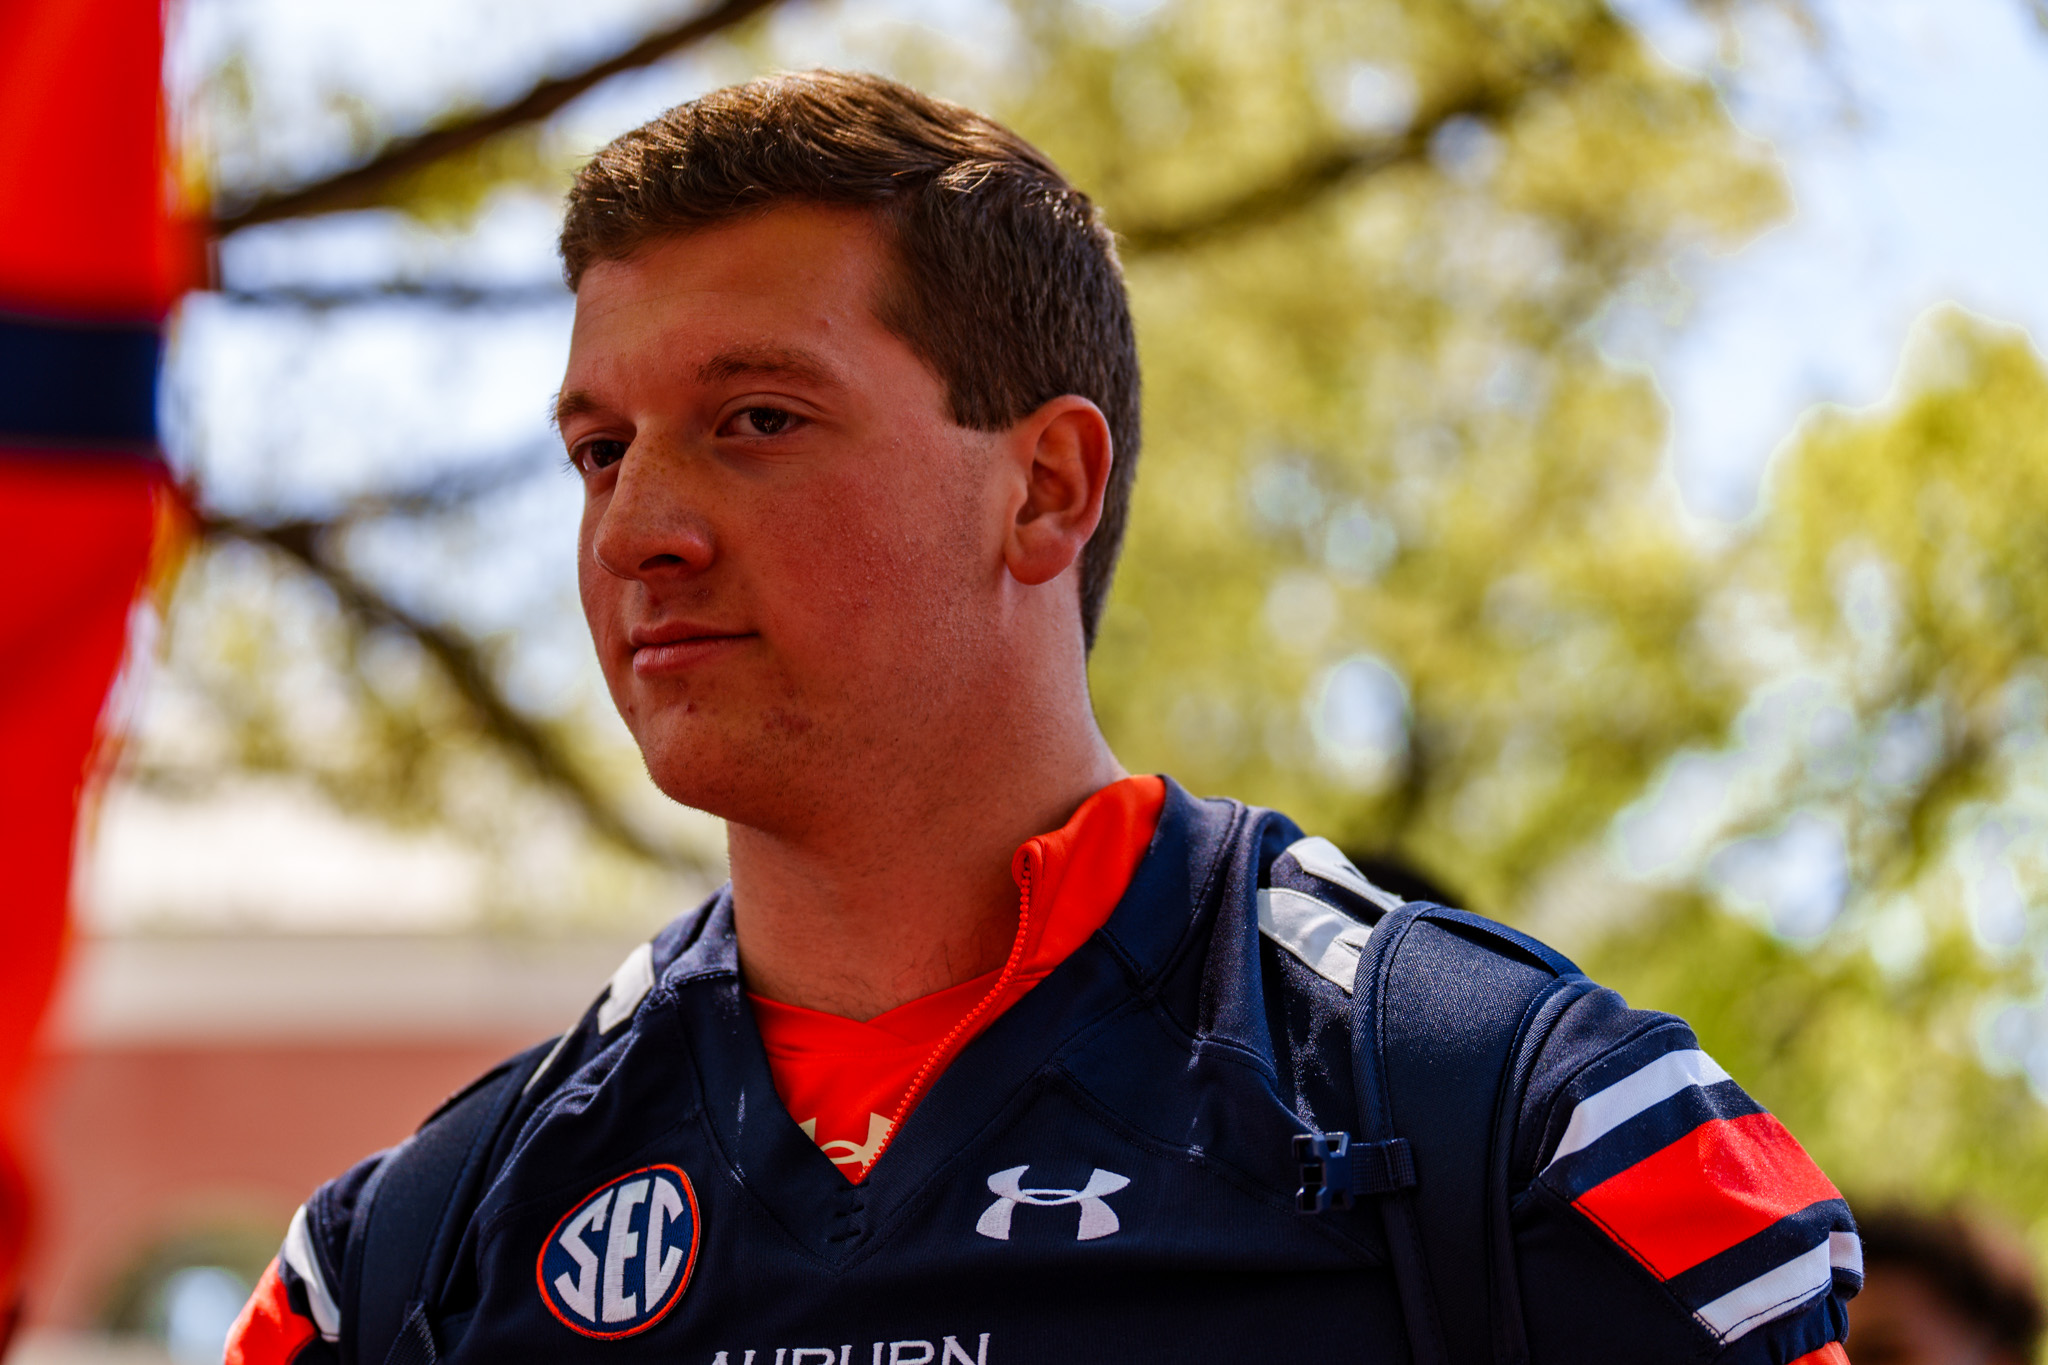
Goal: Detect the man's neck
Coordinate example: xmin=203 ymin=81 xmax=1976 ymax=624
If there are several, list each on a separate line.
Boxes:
xmin=726 ymin=717 xmax=1125 ymax=1022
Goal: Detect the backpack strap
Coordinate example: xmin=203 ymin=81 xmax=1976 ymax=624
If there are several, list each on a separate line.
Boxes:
xmin=1348 ymin=902 xmax=1589 ymax=1365
xmin=334 ymin=918 xmax=706 ymax=1364
xmin=340 ymin=1038 xmax=556 ymax=1365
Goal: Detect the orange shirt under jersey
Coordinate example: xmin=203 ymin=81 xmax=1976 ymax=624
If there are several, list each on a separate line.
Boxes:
xmin=749 ymin=774 xmax=1167 ymax=1180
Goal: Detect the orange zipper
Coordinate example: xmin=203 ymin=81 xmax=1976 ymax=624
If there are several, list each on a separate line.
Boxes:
xmin=859 ymin=856 xmax=1035 ymax=1179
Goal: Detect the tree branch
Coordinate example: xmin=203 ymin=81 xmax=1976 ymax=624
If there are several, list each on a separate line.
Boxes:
xmin=211 ymin=0 xmax=781 ymax=235
xmin=1115 ymin=84 xmax=1518 ymax=257
xmin=218 ymin=282 xmax=571 ymax=311
xmin=327 ymin=450 xmax=561 ymax=520
xmin=199 ymin=511 xmax=704 ymax=873
xmin=1110 ymin=6 xmax=1637 ymax=259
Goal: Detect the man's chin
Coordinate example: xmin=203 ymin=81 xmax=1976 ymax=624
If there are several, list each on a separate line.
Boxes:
xmin=637 ymin=726 xmax=816 ymax=830
xmin=641 ymin=746 xmax=737 ymax=814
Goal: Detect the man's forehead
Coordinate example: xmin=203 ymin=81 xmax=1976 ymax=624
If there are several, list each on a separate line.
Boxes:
xmin=563 ymin=212 xmax=900 ymax=381
xmin=572 ymin=206 xmax=889 ymax=325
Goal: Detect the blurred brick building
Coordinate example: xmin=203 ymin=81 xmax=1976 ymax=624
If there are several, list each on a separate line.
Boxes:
xmin=20 ymin=930 xmax=638 ymax=1344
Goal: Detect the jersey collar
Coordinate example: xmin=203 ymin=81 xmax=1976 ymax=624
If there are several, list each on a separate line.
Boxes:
xmin=640 ymin=778 xmax=1280 ymax=1261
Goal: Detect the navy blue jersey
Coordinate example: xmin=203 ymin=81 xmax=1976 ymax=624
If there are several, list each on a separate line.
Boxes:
xmin=236 ymin=782 xmax=1858 ymax=1364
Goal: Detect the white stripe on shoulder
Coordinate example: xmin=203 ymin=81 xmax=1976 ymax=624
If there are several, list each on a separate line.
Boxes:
xmin=596 ymin=941 xmax=656 ymax=1034
xmin=1694 ymin=1239 xmax=1832 ymax=1343
xmin=282 ymin=1203 xmax=341 ymax=1341
xmin=1545 ymin=1047 xmax=1732 ymax=1167
xmin=1829 ymin=1230 xmax=1863 ymax=1277
xmin=1285 ymin=836 xmax=1405 ymax=913
xmin=520 ymin=1028 xmax=576 ymax=1096
xmin=1258 ymin=887 xmax=1373 ymax=992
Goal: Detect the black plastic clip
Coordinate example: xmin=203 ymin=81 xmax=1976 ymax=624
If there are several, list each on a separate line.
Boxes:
xmin=1294 ymin=1131 xmax=1415 ymax=1213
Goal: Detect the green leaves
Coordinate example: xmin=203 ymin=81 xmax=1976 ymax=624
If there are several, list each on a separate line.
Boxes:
xmin=1041 ymin=0 xmax=1774 ymax=907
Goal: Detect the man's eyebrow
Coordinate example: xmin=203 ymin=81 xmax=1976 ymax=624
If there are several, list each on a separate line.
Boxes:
xmin=695 ymin=346 xmax=844 ymax=389
xmin=552 ymin=389 xmax=603 ymax=431
xmin=551 ymin=348 xmax=843 ymax=430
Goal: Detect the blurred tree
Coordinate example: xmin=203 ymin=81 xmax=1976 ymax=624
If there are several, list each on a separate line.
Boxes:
xmin=165 ymin=0 xmax=1790 ymax=919
xmin=148 ymin=0 xmax=2048 ymax=1267
xmin=1041 ymin=0 xmax=1784 ymax=917
xmin=1588 ymin=312 xmax=2048 ymax=1230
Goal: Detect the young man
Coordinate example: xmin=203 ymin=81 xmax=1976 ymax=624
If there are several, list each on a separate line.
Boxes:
xmin=228 ymin=71 xmax=1859 ymax=1364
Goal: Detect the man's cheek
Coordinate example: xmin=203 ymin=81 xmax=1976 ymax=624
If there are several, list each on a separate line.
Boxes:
xmin=808 ymin=515 xmax=950 ymax=622
xmin=578 ymin=585 xmax=641 ymax=717
xmin=580 ymin=593 xmax=626 ymax=677
xmin=762 ymin=533 xmax=885 ymax=633
xmin=575 ymin=537 xmax=608 ymax=640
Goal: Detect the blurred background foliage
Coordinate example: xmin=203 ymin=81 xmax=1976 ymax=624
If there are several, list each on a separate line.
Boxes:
xmin=142 ymin=0 xmax=2048 ymax=1274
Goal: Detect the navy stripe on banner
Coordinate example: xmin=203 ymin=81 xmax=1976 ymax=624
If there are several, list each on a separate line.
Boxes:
xmin=1542 ymin=1077 xmax=1763 ymax=1199
xmin=0 ymin=310 xmax=161 ymax=447
xmin=1664 ymin=1198 xmax=1856 ymax=1310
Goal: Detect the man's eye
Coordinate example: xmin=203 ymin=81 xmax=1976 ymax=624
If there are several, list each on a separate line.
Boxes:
xmin=731 ymin=407 xmax=795 ymax=436
xmin=576 ymin=439 xmax=628 ymax=472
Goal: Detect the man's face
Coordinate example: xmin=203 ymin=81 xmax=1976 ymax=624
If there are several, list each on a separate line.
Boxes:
xmin=560 ymin=204 xmax=1010 ymax=830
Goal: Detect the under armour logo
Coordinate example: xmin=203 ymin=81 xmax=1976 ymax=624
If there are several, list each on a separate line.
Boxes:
xmin=975 ymin=1166 xmax=1129 ymax=1241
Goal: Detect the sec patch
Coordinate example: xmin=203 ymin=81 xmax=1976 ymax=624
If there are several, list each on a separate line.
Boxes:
xmin=538 ymin=1164 xmax=699 ymax=1338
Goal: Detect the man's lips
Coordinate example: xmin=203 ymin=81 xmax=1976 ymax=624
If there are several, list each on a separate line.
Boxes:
xmin=627 ymin=625 xmax=756 ymax=675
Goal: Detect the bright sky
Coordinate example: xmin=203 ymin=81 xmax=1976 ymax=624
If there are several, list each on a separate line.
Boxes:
xmin=1623 ymin=0 xmax=2048 ymax=518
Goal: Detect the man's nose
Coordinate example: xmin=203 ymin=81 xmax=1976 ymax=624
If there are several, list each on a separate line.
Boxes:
xmin=589 ymin=443 xmax=715 ymax=581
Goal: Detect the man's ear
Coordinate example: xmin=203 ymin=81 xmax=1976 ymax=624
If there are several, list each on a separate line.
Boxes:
xmin=1003 ymin=395 xmax=1114 ymax=588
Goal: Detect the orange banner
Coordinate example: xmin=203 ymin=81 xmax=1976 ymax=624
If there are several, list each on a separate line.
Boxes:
xmin=0 ymin=0 xmax=192 ymax=1337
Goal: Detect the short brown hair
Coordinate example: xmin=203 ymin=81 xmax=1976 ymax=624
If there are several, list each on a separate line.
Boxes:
xmin=561 ymin=70 xmax=1140 ymax=649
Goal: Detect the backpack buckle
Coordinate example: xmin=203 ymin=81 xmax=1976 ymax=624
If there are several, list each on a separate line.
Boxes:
xmin=1295 ymin=1132 xmax=1353 ymax=1212
xmin=1294 ymin=1131 xmax=1416 ymax=1213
